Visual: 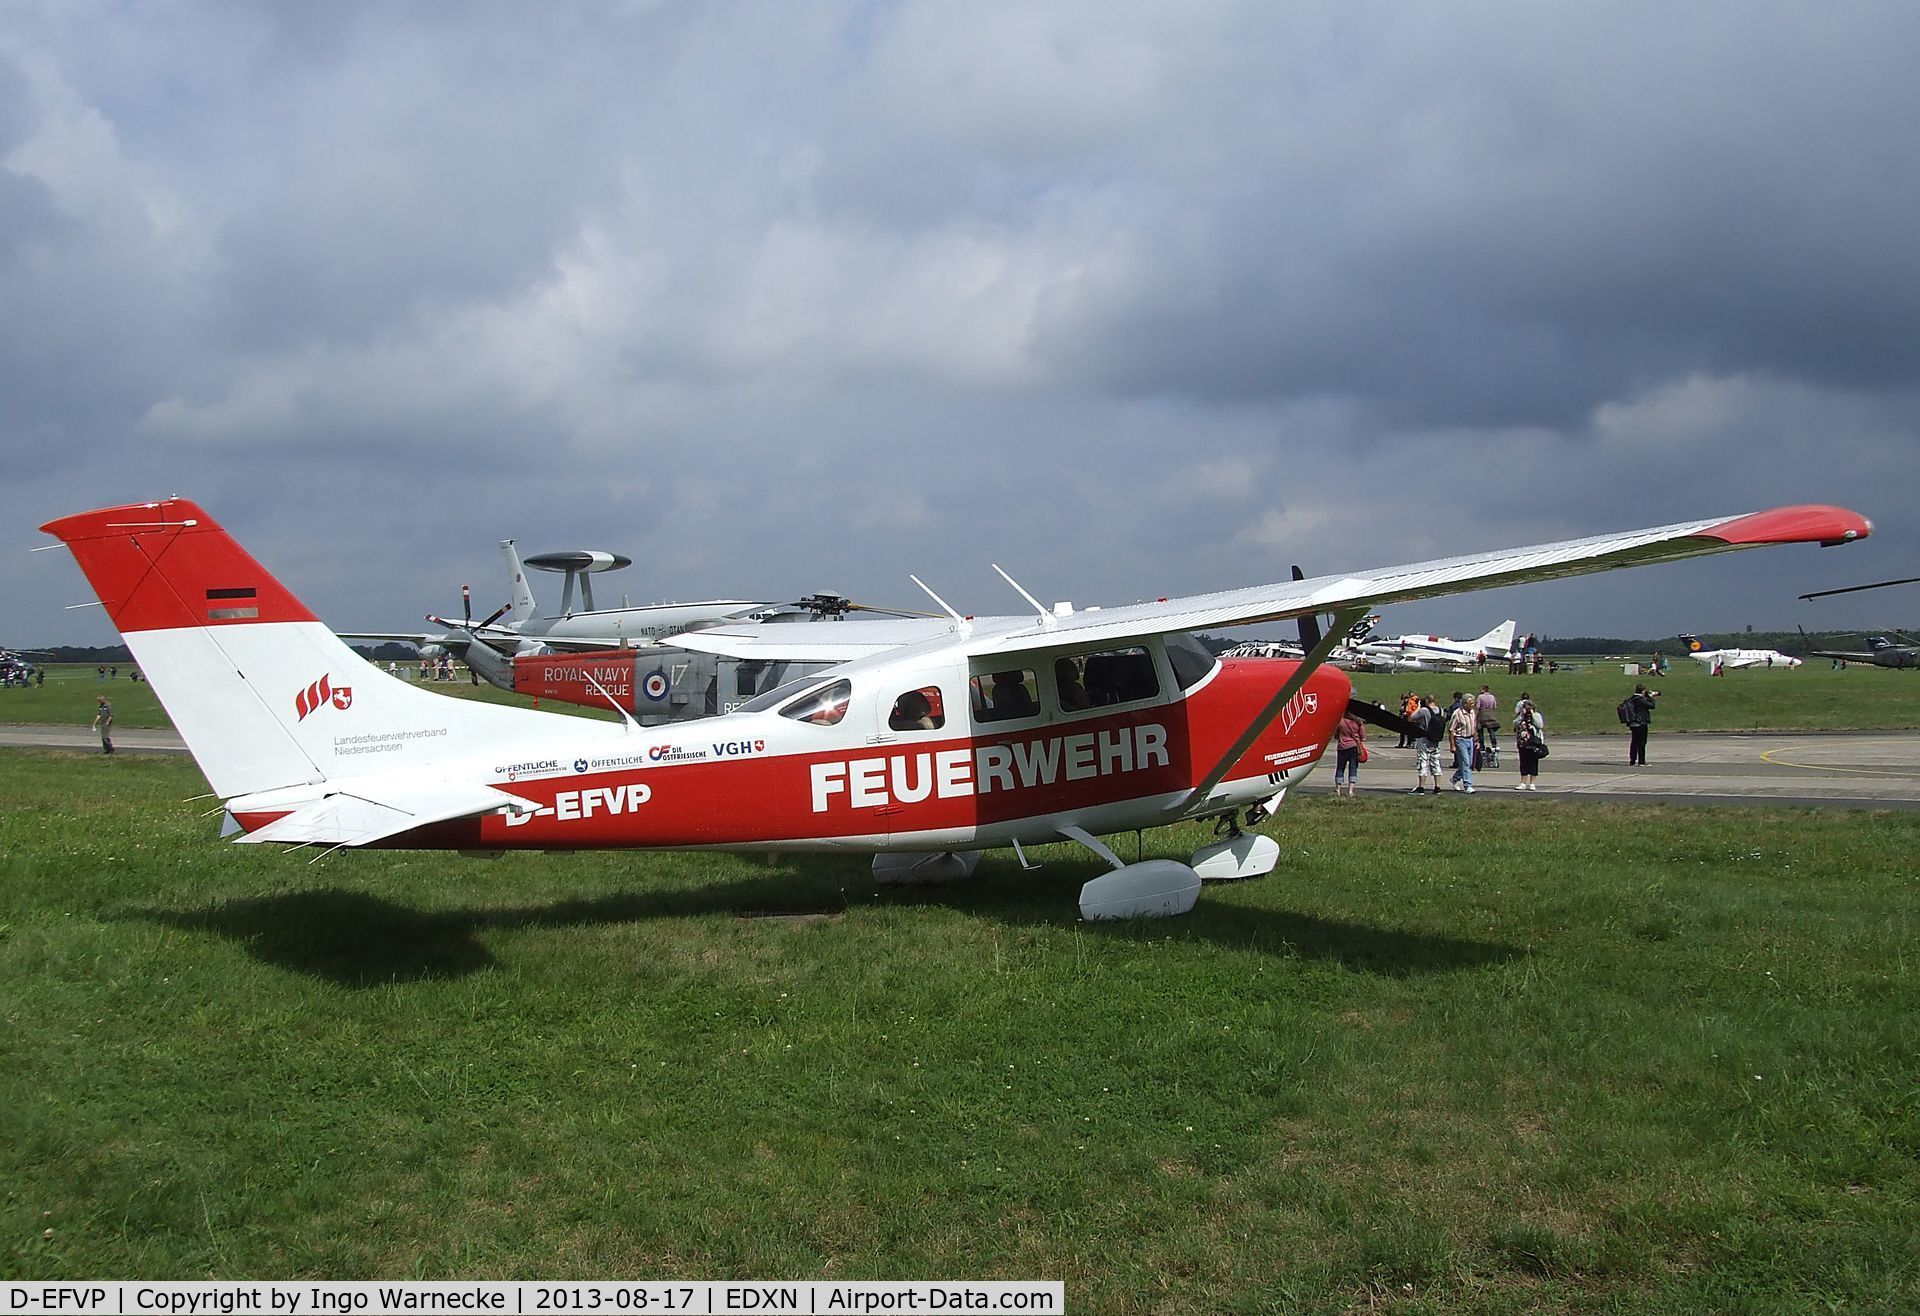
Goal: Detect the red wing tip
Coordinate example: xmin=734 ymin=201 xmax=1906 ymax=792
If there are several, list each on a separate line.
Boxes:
xmin=40 ymin=498 xmax=215 ymax=542
xmin=1704 ymin=505 xmax=1872 ymax=547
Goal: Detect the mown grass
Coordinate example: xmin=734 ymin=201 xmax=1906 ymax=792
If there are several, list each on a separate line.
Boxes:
xmin=3 ymin=750 xmax=1915 ymax=1311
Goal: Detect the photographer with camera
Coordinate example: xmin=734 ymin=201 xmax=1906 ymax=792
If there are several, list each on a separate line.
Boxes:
xmin=1624 ymin=683 xmax=1660 ymax=766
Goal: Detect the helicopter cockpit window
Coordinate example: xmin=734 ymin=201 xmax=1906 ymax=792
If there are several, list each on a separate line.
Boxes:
xmin=887 ymin=686 xmax=946 ymax=732
xmin=1165 ymin=633 xmax=1219 ymax=691
xmin=971 ymin=669 xmax=1039 ymax=723
xmin=778 ymin=678 xmax=853 ymax=726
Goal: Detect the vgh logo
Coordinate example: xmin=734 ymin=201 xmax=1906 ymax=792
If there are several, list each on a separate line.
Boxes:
xmin=294 ymin=674 xmax=353 ymax=721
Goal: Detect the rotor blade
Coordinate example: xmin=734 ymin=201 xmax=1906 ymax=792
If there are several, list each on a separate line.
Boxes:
xmin=1291 ymin=565 xmax=1322 ymax=650
xmin=478 ymin=603 xmax=513 ymax=629
xmin=1346 ymin=697 xmax=1419 ymax=740
xmin=1799 ymin=575 xmax=1920 ymax=601
xmin=786 ymin=593 xmax=941 ymax=620
xmin=846 ymin=601 xmax=943 ymax=619
xmin=461 ymin=584 xmax=472 ymax=625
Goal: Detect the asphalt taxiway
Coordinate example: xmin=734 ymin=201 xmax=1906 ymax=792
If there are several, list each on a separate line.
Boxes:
xmin=1347 ymin=731 xmax=1920 ymax=809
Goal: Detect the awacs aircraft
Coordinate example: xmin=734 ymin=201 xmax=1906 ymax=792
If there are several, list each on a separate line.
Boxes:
xmin=342 ymin=539 xmax=773 ymax=663
xmin=1678 ymin=634 xmax=1804 ymax=670
xmin=42 ymin=499 xmax=1868 ymax=920
xmin=1348 ymin=619 xmax=1517 ymax=672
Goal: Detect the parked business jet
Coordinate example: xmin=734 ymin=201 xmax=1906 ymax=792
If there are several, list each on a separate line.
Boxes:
xmin=1678 ymin=634 xmax=1804 ymax=670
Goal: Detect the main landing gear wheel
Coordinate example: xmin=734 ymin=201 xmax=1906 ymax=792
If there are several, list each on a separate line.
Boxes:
xmin=1078 ymin=861 xmax=1202 ymax=921
xmin=1056 ymin=824 xmax=1202 ymax=920
xmin=1190 ymin=832 xmax=1281 ymax=882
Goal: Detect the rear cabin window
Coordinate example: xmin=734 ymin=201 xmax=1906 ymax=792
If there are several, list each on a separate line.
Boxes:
xmin=887 ymin=686 xmax=946 ymax=731
xmin=971 ymin=669 xmax=1039 ymax=723
xmin=778 ymin=678 xmax=852 ymax=726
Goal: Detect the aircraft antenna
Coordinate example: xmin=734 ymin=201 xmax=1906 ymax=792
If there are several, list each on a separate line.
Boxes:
xmin=909 ymin=575 xmax=969 ymax=634
xmin=991 ymin=564 xmax=1056 ymax=630
xmin=580 ymin=667 xmax=641 ymax=731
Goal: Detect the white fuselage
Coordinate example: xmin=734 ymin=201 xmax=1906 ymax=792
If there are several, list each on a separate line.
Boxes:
xmin=1689 ymin=648 xmax=1802 ymax=670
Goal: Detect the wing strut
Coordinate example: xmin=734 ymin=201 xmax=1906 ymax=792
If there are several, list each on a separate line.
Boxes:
xmin=1168 ymin=605 xmax=1369 ymax=817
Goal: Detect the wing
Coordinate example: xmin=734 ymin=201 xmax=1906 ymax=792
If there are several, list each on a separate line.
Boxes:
xmin=662 ymin=616 xmax=960 ymax=663
xmin=233 ymin=783 xmax=537 ymax=847
xmin=335 ymin=630 xmax=459 ymax=650
xmin=962 ymin=505 xmax=1870 ymax=657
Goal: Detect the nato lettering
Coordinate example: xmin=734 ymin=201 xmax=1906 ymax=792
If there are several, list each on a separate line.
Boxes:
xmin=810 ymin=725 xmax=1169 ymax=812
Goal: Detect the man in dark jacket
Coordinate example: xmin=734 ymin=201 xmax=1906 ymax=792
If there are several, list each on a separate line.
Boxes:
xmin=1626 ymin=684 xmax=1658 ymax=765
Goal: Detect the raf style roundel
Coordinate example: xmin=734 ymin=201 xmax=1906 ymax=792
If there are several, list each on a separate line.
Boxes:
xmin=642 ymin=668 xmax=671 ymax=702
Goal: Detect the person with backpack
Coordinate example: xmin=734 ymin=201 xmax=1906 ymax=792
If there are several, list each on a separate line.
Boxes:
xmin=1623 ymin=684 xmax=1659 ymax=765
xmin=1409 ymin=695 xmax=1445 ymax=794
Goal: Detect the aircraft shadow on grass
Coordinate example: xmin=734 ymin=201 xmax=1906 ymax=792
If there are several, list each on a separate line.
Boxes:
xmin=129 ymin=857 xmax=1515 ymax=989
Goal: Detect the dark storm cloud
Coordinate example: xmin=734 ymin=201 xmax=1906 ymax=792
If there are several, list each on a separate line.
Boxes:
xmin=3 ymin=2 xmax=1915 ymax=645
xmin=1026 ymin=7 xmax=1920 ymax=429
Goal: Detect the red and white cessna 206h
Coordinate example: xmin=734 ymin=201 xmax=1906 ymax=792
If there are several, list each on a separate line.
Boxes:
xmin=43 ymin=499 xmax=1869 ymax=919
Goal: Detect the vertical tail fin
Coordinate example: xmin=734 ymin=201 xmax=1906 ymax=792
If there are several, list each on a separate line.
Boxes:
xmin=499 ymin=539 xmax=538 ymax=625
xmin=41 ymin=499 xmax=610 ymax=798
xmin=1474 ymin=620 xmax=1518 ymax=655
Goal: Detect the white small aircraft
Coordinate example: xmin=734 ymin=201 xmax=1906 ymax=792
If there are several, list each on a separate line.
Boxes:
xmin=1349 ymin=619 xmax=1518 ymax=673
xmin=42 ymin=499 xmax=1868 ymax=920
xmin=1678 ymin=634 xmax=1803 ymax=670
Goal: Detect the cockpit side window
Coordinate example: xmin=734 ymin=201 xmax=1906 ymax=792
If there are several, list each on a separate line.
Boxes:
xmin=779 ymin=678 xmax=853 ymax=726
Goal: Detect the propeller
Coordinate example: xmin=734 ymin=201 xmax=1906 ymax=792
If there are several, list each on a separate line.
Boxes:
xmin=425 ymin=583 xmax=514 ymax=636
xmin=1346 ymin=696 xmax=1420 ymax=740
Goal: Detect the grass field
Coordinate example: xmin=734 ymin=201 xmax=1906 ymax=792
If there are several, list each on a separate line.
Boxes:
xmin=9 ymin=656 xmax=1920 ymax=737
xmin=2 ymin=750 xmax=1915 ymax=1310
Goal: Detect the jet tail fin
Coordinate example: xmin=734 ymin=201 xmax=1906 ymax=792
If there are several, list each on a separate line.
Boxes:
xmin=500 ymin=539 xmax=538 ymax=625
xmin=1474 ymin=619 xmax=1518 ymax=655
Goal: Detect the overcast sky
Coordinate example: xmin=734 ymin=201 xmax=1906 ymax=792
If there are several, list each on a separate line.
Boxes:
xmin=6 ymin=2 xmax=1917 ymax=648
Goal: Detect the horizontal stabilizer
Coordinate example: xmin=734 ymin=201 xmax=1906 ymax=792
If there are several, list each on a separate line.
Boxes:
xmin=236 ymin=783 xmax=537 ymax=848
